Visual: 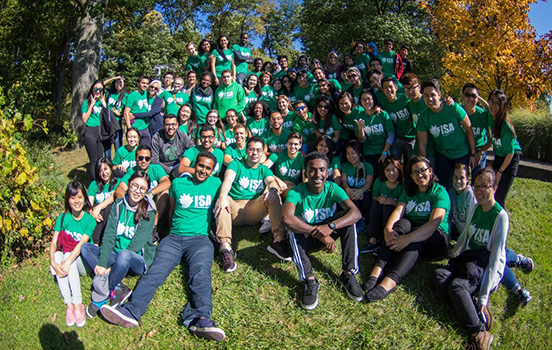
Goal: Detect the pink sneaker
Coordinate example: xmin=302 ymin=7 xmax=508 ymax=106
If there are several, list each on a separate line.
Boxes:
xmin=66 ymin=305 xmax=75 ymax=327
xmin=74 ymin=303 xmax=86 ymax=327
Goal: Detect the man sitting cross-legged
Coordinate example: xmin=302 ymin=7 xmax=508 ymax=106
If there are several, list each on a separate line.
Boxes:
xmin=214 ymin=136 xmax=291 ymax=272
xmin=282 ymin=152 xmax=363 ymax=310
xmin=100 ymin=152 xmax=225 ymax=342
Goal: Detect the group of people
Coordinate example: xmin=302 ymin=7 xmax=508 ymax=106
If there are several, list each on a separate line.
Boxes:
xmin=52 ymin=34 xmax=536 ymax=348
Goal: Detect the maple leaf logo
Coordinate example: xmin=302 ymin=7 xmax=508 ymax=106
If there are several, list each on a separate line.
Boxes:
xmin=179 ymin=194 xmax=193 ymax=209
xmin=269 ymin=144 xmax=278 ymax=152
xmin=279 ymin=165 xmax=288 ymax=176
xmin=239 ymin=176 xmax=250 ymax=190
xmin=430 ymin=125 xmax=440 ymax=138
xmin=138 ymin=100 xmax=145 ymax=109
xmin=167 ymin=97 xmax=174 ymax=104
xmin=302 ymin=208 xmax=314 ymax=223
xmin=347 ymin=176 xmax=356 ymax=187
xmin=251 ymin=128 xmax=259 ymax=136
xmin=363 ymin=125 xmax=372 ymax=136
xmin=406 ymin=200 xmax=416 ymax=214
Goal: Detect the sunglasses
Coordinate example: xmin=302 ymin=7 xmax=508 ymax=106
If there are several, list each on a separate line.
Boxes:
xmin=296 ymin=106 xmax=307 ymax=111
xmin=463 ymin=93 xmax=477 ymax=99
xmin=93 ymin=87 xmax=104 ymax=92
xmin=317 ymin=104 xmax=329 ymax=109
xmin=137 ymin=156 xmax=151 ymax=162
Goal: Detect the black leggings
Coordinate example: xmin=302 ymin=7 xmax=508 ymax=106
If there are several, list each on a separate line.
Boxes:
xmin=375 ymin=218 xmax=448 ymax=284
xmin=366 ymin=202 xmax=395 ymax=241
xmin=84 ymin=126 xmax=104 ymax=180
xmin=492 ymin=153 xmax=520 ymax=208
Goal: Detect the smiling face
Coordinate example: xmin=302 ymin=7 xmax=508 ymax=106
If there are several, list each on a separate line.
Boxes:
xmin=222 ymin=71 xmax=232 ymax=86
xmin=368 ymin=72 xmax=382 ymax=88
xmin=295 ymin=103 xmax=308 ymax=119
xmin=200 ymin=75 xmax=211 ymax=89
xmin=404 ymin=81 xmax=421 ymax=100
xmin=99 ymin=163 xmax=112 ymax=183
xmin=462 ymin=87 xmax=478 ymax=109
xmin=164 ymin=116 xmax=179 ymax=138
xmin=317 ymin=101 xmax=329 ymax=116
xmin=199 ymin=130 xmax=215 ymax=149
xmin=247 ymin=75 xmax=258 ymax=89
xmin=218 ymin=36 xmax=229 ymax=49
xmin=179 ymin=105 xmax=192 ymax=124
xmin=452 ymin=167 xmax=469 ymax=193
xmin=240 ymin=33 xmax=249 ymax=46
xmin=318 ymin=80 xmax=329 ymax=94
xmin=339 ymin=97 xmax=352 ymax=114
xmin=422 ymin=86 xmax=442 ymax=111
xmin=201 ymin=40 xmax=210 ymax=52
xmin=194 ymin=156 xmax=215 ymax=182
xmin=187 ymin=72 xmax=196 ymax=86
xmin=473 ymin=173 xmax=496 ymax=206
xmin=355 ymin=44 xmax=364 ymax=55
xmin=345 ymin=146 xmax=361 ymax=165
xmin=382 ymin=80 xmax=397 ymax=101
xmin=126 ymin=129 xmax=140 ymax=147
xmin=277 ymin=98 xmax=289 ymax=112
xmin=287 ymin=137 xmax=301 ymax=155
xmin=313 ymin=69 xmax=325 ymax=81
xmin=410 ymin=161 xmax=432 ymax=190
xmin=136 ymin=149 xmax=152 ymax=171
xmin=206 ymin=112 xmax=218 ymax=126
xmin=115 ymin=79 xmax=125 ymax=92
xmin=68 ymin=189 xmax=85 ymax=214
xmin=306 ymin=158 xmax=328 ymax=192
xmin=148 ymin=81 xmax=160 ymax=96
xmin=270 ymin=112 xmax=283 ymax=129
xmin=128 ymin=177 xmax=148 ymax=206
xmin=234 ymin=126 xmax=247 ymax=145
xmin=384 ymin=163 xmax=399 ymax=183
xmin=297 ymin=73 xmax=309 ymax=88
xmin=226 ymin=110 xmax=237 ymax=125
xmin=164 ymin=74 xmax=174 ymax=88
xmin=279 ymin=57 xmax=288 ymax=69
xmin=488 ymin=95 xmax=502 ymax=118
xmin=273 ymin=80 xmax=282 ymax=91
xmin=138 ymin=78 xmax=150 ymax=93
xmin=246 ymin=141 xmax=264 ymax=165
xmin=253 ymin=103 xmax=264 ymax=119
xmin=316 ymin=140 xmax=329 ymax=154
xmin=282 ymin=77 xmax=292 ymax=88
xmin=360 ymin=93 xmax=374 ymax=110
xmin=186 ymin=43 xmax=196 ymax=56
xmin=261 ymin=74 xmax=271 ymax=86
xmin=92 ymin=82 xmax=104 ymax=98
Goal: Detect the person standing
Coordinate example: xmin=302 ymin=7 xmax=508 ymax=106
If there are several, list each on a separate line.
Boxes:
xmin=232 ymin=33 xmax=253 ymax=85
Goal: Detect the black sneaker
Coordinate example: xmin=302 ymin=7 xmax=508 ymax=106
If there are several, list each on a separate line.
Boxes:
xmin=339 ymin=272 xmax=364 ymax=302
xmin=516 ymin=254 xmax=535 ymax=273
xmin=360 ymin=241 xmax=381 ymax=255
xmin=100 ymin=305 xmax=139 ymax=328
xmin=267 ymin=241 xmax=292 ymax=262
xmin=515 ymin=287 xmax=533 ymax=308
xmin=110 ymin=283 xmax=132 ymax=307
xmin=189 ymin=318 xmax=226 ymax=341
xmin=221 ymin=249 xmax=237 ymax=272
xmin=301 ymin=279 xmax=320 ymax=310
xmin=85 ymin=299 xmax=107 ymax=318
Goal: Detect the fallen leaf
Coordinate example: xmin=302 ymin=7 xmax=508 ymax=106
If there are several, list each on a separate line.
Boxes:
xmin=147 ymin=329 xmax=158 ymax=338
xmin=51 ymin=313 xmax=57 ymax=323
xmin=18 ymin=295 xmax=25 ymax=301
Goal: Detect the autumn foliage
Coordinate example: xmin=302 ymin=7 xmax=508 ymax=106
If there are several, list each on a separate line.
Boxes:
xmin=418 ymin=0 xmax=552 ymax=109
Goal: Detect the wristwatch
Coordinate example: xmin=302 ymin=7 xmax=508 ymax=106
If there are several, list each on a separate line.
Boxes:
xmin=328 ymin=222 xmax=336 ymax=231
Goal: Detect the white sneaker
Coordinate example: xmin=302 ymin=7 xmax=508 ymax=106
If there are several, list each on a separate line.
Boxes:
xmin=259 ymin=218 xmax=271 ymax=234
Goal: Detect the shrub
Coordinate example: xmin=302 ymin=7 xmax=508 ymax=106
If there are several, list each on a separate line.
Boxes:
xmin=510 ymin=108 xmax=552 ymax=162
xmin=0 ymin=92 xmax=57 ymax=264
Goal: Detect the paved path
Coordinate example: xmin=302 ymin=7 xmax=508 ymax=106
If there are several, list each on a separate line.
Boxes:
xmin=487 ymin=152 xmax=552 ymax=182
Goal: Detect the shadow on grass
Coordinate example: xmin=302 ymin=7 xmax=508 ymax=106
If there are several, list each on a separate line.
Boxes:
xmin=39 ymin=323 xmax=85 ymax=350
xmin=67 ymin=163 xmax=90 ymax=185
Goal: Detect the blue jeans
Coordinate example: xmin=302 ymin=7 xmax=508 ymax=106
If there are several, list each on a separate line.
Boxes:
xmin=80 ymin=243 xmax=146 ymax=292
xmin=123 ymin=234 xmax=214 ymax=327
xmin=435 ymin=152 xmax=470 ymax=188
xmin=391 ymin=137 xmax=415 ymax=165
xmin=471 ymin=150 xmax=487 ymax=182
xmin=501 ymin=247 xmax=520 ymax=291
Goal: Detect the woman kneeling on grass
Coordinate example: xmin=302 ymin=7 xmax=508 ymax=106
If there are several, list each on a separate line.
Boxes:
xmin=80 ymin=170 xmax=157 ymax=318
xmin=362 ymin=156 xmax=450 ymax=301
xmin=50 ymin=181 xmax=96 ymax=327
xmin=432 ymin=167 xmax=507 ymax=350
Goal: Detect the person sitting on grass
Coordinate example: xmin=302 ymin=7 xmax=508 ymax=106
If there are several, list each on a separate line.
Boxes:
xmin=112 ymin=127 xmax=140 ymax=178
xmin=81 ymin=171 xmax=157 ymax=319
xmin=283 ymin=152 xmax=363 ymax=310
xmin=100 ymin=152 xmax=226 ymax=342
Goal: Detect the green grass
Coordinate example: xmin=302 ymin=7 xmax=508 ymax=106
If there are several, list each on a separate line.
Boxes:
xmin=1 ymin=151 xmax=551 ymax=349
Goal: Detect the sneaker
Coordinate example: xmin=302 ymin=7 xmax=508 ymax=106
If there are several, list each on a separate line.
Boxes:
xmin=517 ymin=254 xmax=534 ymax=274
xmin=339 ymin=272 xmax=364 ymax=302
xmin=100 ymin=305 xmax=139 ymax=328
xmin=301 ymin=279 xmax=320 ymax=311
xmin=221 ymin=249 xmax=237 ymax=272
xmin=480 ymin=305 xmax=492 ymax=331
xmin=110 ymin=283 xmax=132 ymax=307
xmin=360 ymin=241 xmax=381 ymax=255
xmin=86 ymin=299 xmax=107 ymax=318
xmin=267 ymin=241 xmax=292 ymax=261
xmin=188 ymin=318 xmax=226 ymax=341
xmin=515 ymin=287 xmax=533 ymax=308
xmin=259 ymin=218 xmax=271 ymax=234
xmin=74 ymin=303 xmax=86 ymax=327
xmin=66 ymin=305 xmax=75 ymax=327
xmin=471 ymin=330 xmax=493 ymax=350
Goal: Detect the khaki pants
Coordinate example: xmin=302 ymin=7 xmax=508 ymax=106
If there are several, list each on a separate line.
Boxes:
xmin=216 ymin=194 xmax=284 ymax=245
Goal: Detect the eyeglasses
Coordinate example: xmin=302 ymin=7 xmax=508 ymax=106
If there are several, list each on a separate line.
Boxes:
xmin=137 ymin=156 xmax=151 ymax=162
xmin=412 ymin=167 xmax=430 ymax=176
xmin=200 ymin=135 xmax=215 ymax=140
xmin=296 ymin=106 xmax=307 ymax=111
xmin=463 ymin=93 xmax=477 ymax=99
xmin=405 ymin=85 xmax=420 ymax=93
xmin=93 ymin=87 xmax=104 ymax=92
xmin=317 ymin=104 xmax=329 ymax=109
xmin=165 ymin=123 xmax=178 ymax=128
xmin=473 ymin=184 xmax=493 ymax=191
xmin=149 ymin=86 xmax=159 ymax=91
xmin=129 ymin=183 xmax=148 ymax=195
xmin=347 ymin=74 xmax=358 ymax=79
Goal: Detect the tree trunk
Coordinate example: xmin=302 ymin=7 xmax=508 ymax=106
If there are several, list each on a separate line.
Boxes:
xmin=71 ymin=0 xmax=108 ymax=145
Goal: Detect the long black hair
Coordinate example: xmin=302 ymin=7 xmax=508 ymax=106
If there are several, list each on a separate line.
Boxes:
xmin=95 ymin=157 xmax=118 ymax=192
xmin=313 ymin=96 xmax=336 ymax=134
xmin=64 ymin=181 xmax=92 ymax=214
xmin=404 ymin=156 xmax=437 ymax=197
xmin=127 ymin=171 xmax=152 ymax=224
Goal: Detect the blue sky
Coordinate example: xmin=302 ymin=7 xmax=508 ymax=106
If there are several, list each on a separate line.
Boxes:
xmin=529 ymin=1 xmax=552 ymax=36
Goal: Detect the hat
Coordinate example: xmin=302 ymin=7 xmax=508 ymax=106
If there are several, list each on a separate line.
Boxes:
xmin=91 ymin=274 xmax=110 ymax=302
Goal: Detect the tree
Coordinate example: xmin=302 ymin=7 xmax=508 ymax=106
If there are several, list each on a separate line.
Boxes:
xmin=261 ymin=0 xmax=302 ymax=57
xmin=418 ymin=0 xmax=552 ymax=108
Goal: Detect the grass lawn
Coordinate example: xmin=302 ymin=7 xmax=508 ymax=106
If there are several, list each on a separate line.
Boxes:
xmin=0 ymin=148 xmax=551 ymax=349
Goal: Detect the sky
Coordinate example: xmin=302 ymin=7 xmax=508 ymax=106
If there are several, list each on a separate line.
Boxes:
xmin=528 ymin=1 xmax=552 ymax=37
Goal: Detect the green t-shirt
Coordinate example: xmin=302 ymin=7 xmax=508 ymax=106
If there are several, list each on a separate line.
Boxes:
xmin=126 ymin=90 xmax=150 ymax=131
xmin=379 ymin=93 xmax=415 ymax=138
xmin=227 ymin=159 xmax=273 ymax=200
xmin=468 ymin=202 xmax=503 ymax=250
xmin=268 ymin=152 xmax=304 ymax=184
xmin=214 ymin=82 xmax=246 ymax=118
xmin=169 ymin=176 xmax=221 ymax=236
xmin=293 ymin=85 xmax=316 ymax=107
xmin=191 ymin=89 xmax=214 ymax=125
xmin=112 ymin=205 xmax=138 ymax=252
xmin=245 ymin=90 xmax=259 ymax=107
xmin=490 ymin=120 xmax=522 ymax=157
xmin=372 ymin=178 xmax=403 ymax=201
xmin=263 ymin=128 xmax=291 ymax=153
xmin=282 ymin=112 xmax=296 ymax=130
xmin=260 ymin=86 xmax=277 ymax=111
xmin=224 ymin=143 xmax=247 ymax=162
xmin=232 ymin=44 xmax=252 ymax=74
xmin=113 ymin=146 xmax=137 ymax=170
xmin=341 ymin=162 xmax=374 ymax=189
xmin=186 ymin=54 xmax=208 ymax=75
xmin=224 ymin=129 xmax=235 ymax=146
xmin=409 ymin=98 xmax=435 ymax=158
xmin=286 ymin=182 xmax=349 ymax=225
xmin=354 ymin=110 xmax=394 ymax=155
xmin=328 ymin=156 xmax=341 ymax=183
xmin=418 ymin=103 xmax=470 ymax=159
xmin=122 ymin=164 xmax=168 ymax=192
xmin=107 ymin=92 xmax=125 ymax=121
xmin=247 ymin=117 xmax=269 ymax=137
xmin=348 ymin=84 xmax=364 ymax=105
xmin=399 ymin=183 xmax=450 ymax=235
xmin=211 ymin=49 xmax=234 ymax=77
xmin=88 ymin=180 xmax=120 ymax=205
xmin=378 ymin=51 xmax=397 ymax=76
xmin=292 ymin=114 xmax=317 ymax=144
xmin=183 ymin=146 xmax=224 ymax=176
xmin=317 ymin=114 xmax=342 ymax=139
xmin=466 ymin=106 xmax=489 ymax=150
xmin=340 ymin=106 xmax=365 ymax=140
xmin=54 ymin=212 xmax=96 ymax=247
xmin=352 ymin=53 xmax=370 ymax=79
xmin=81 ymin=99 xmax=102 ymax=127
xmin=160 ymin=91 xmax=190 ymax=116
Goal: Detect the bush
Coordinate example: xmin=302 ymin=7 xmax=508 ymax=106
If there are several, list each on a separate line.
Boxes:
xmin=510 ymin=108 xmax=552 ymax=162
xmin=0 ymin=92 xmax=57 ymax=264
